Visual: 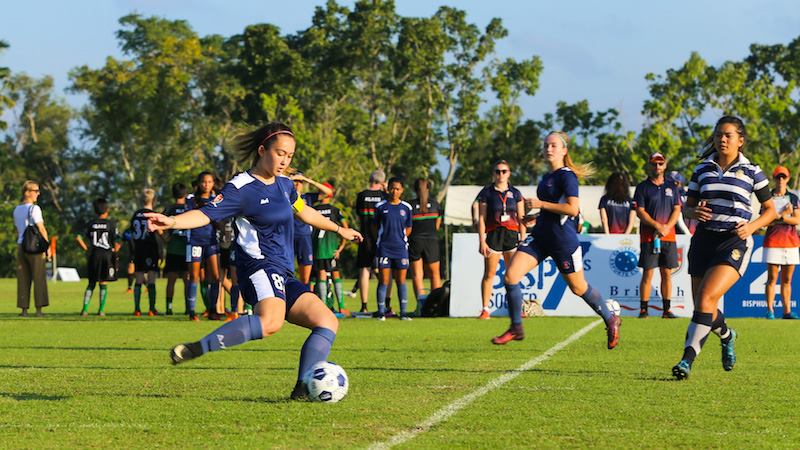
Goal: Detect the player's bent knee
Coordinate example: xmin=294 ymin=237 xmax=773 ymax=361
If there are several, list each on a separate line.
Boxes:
xmin=259 ymin=316 xmax=284 ymax=337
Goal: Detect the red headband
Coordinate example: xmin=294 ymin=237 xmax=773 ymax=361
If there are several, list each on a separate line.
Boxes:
xmin=259 ymin=130 xmax=295 ymax=148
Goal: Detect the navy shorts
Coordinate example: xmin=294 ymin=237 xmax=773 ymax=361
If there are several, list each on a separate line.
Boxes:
xmin=517 ymin=235 xmax=583 ymax=274
xmin=377 ymin=252 xmax=409 ymax=270
xmin=240 ymin=265 xmax=311 ymax=311
xmin=688 ymin=229 xmax=753 ymax=277
xmin=164 ymin=253 xmax=187 ymax=273
xmin=294 ymin=234 xmax=314 ymax=266
xmin=188 ymin=243 xmax=219 ymax=263
xmin=638 ymin=241 xmax=679 ymax=269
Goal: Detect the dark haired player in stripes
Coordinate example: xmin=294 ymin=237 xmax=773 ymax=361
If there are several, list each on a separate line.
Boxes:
xmin=76 ymin=198 xmax=120 ymax=316
xmin=633 ymin=152 xmax=682 ymax=319
xmin=409 ymin=178 xmax=443 ymax=310
xmin=672 ymin=116 xmax=777 ymax=380
xmin=145 ymin=123 xmax=362 ymax=399
xmin=162 ymin=183 xmax=189 ymax=315
xmin=354 ymin=170 xmax=388 ymax=313
xmin=130 ymin=188 xmax=161 ymax=316
xmin=375 ymin=177 xmax=414 ymax=320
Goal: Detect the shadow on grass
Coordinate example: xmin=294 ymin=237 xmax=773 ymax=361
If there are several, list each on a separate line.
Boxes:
xmin=0 ymin=392 xmax=70 ymax=401
xmin=0 ymin=363 xmax=296 ymax=372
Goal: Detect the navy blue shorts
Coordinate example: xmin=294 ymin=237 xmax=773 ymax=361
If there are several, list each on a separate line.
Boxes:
xmin=188 ymin=243 xmax=219 ymax=263
xmin=517 ymin=235 xmax=583 ymax=274
xmin=294 ymin=234 xmax=314 ymax=266
xmin=240 ymin=265 xmax=311 ymax=312
xmin=688 ymin=229 xmax=753 ymax=277
xmin=377 ymin=251 xmax=409 ymax=270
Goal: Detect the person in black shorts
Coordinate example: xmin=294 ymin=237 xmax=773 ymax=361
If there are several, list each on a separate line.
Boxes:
xmin=354 ymin=169 xmax=388 ymax=313
xmin=672 ymin=116 xmax=777 ymax=380
xmin=75 ymin=198 xmax=120 ymax=316
xmin=162 ymin=183 xmax=189 ymax=315
xmin=312 ymin=183 xmax=350 ymax=316
xmin=633 ymin=152 xmax=682 ymax=318
xmin=130 ymin=188 xmax=161 ymax=316
xmin=477 ymin=160 xmax=525 ymax=319
xmin=408 ymin=178 xmax=442 ymax=310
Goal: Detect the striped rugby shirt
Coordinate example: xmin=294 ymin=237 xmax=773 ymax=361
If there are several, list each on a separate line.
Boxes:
xmin=687 ymin=152 xmax=771 ymax=232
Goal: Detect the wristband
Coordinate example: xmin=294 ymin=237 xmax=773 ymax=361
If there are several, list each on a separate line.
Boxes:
xmin=335 ymin=225 xmax=340 ymax=234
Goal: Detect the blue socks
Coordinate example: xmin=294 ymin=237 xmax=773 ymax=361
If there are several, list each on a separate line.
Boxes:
xmin=505 ymin=283 xmax=523 ymax=326
xmin=377 ymin=283 xmax=387 ymax=315
xmin=297 ymin=327 xmax=336 ymax=382
xmin=398 ymin=282 xmax=408 ymax=316
xmin=187 ymin=281 xmax=198 ymax=316
xmin=200 ymin=315 xmax=263 ymax=353
xmin=580 ymin=284 xmax=612 ymax=321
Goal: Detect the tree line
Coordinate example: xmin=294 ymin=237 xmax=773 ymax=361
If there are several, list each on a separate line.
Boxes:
xmin=1 ymin=0 xmax=799 ymax=276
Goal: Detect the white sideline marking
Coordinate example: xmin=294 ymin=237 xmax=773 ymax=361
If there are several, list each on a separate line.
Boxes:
xmin=367 ymin=319 xmax=603 ymax=450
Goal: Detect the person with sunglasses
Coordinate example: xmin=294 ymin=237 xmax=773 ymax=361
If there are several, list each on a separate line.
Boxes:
xmin=476 ymin=160 xmax=525 ymax=319
xmin=633 ymin=152 xmax=682 ymax=319
xmin=672 ymin=116 xmax=776 ymax=379
xmin=763 ymin=165 xmax=800 ymax=320
xmin=13 ymin=180 xmax=50 ymax=317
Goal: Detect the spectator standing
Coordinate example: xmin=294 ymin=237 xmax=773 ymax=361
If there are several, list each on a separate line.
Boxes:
xmin=14 ymin=180 xmax=50 ymax=317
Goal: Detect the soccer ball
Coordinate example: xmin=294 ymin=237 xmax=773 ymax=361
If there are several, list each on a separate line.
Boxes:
xmin=303 ymin=361 xmax=349 ymax=403
xmin=605 ymin=299 xmax=621 ymax=316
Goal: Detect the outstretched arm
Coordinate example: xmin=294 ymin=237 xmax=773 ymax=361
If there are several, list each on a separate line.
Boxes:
xmin=295 ymin=205 xmax=363 ymax=243
xmin=144 ymin=210 xmax=211 ymax=232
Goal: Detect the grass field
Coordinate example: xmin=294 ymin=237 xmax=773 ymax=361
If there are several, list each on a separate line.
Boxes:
xmin=2 ymin=278 xmax=800 ymax=449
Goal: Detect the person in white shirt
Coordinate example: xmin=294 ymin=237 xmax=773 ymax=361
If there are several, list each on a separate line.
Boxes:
xmin=13 ymin=180 xmax=50 ymax=316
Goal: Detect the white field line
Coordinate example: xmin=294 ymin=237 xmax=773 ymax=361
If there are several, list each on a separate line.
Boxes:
xmin=367 ymin=319 xmax=603 ymax=450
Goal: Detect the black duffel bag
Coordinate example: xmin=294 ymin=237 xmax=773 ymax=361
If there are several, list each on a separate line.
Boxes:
xmin=22 ymin=205 xmax=48 ymax=254
xmin=421 ymin=280 xmax=451 ymax=317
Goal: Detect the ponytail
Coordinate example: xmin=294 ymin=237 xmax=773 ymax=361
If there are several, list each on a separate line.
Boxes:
xmin=548 ymin=131 xmax=594 ymax=180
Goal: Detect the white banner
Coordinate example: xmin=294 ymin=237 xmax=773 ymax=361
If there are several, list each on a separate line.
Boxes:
xmin=449 ymin=233 xmax=694 ymax=318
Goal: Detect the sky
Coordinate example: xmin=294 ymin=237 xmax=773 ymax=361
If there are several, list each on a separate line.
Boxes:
xmin=2 ymin=0 xmax=799 ymax=132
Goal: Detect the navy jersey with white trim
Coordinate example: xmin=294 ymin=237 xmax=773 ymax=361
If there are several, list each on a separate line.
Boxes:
xmin=533 ymin=167 xmax=580 ymax=248
xmin=687 ymin=153 xmax=771 ymax=232
xmin=186 ymin=196 xmax=217 ymax=246
xmin=375 ymin=200 xmax=413 ymax=258
xmin=199 ymin=172 xmax=299 ymax=276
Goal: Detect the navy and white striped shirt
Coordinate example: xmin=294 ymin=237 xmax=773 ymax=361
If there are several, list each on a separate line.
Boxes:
xmin=687 ymin=153 xmax=771 ymax=232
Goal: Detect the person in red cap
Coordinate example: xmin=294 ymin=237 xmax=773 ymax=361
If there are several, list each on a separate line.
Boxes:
xmin=633 ymin=152 xmax=682 ymax=318
xmin=763 ymin=165 xmax=800 ymax=320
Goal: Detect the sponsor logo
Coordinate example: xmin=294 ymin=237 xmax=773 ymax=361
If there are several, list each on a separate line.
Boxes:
xmin=609 ymin=238 xmax=639 ymax=277
xmin=735 ymin=170 xmax=745 ymax=179
xmin=211 ymin=194 xmax=224 ymax=207
xmin=216 ymin=334 xmax=226 ymax=349
xmin=400 ymin=210 xmax=406 ymax=217
xmin=731 ymin=248 xmax=741 ymax=261
xmin=260 ymin=198 xmax=270 ymax=205
xmin=665 ymin=187 xmax=673 ymax=197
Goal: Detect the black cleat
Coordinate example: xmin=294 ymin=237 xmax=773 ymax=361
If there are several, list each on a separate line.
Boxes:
xmin=290 ymin=380 xmax=309 ymax=401
xmin=170 ymin=342 xmax=202 ymax=365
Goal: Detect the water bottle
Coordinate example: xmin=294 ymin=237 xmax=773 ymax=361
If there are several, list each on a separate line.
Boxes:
xmin=653 ymin=236 xmax=661 ymax=254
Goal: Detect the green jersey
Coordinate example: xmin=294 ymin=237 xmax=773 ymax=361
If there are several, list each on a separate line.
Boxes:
xmin=313 ymin=203 xmax=342 ymax=260
xmin=163 ymin=203 xmax=188 ymax=256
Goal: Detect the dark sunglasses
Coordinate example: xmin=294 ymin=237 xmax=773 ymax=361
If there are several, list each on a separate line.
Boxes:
xmin=495 ymin=169 xmax=509 ymax=175
xmin=775 ymin=174 xmax=788 ymax=180
xmin=27 ymin=189 xmax=40 ymax=192
xmin=649 ymin=162 xmax=665 ymax=167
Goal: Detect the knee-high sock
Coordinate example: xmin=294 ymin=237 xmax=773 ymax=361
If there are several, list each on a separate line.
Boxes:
xmin=682 ymin=311 xmax=713 ymax=364
xmin=187 ymin=281 xmax=198 ymax=315
xmin=127 ymin=273 xmax=134 ymax=289
xmin=398 ymin=282 xmax=408 ymax=316
xmin=82 ymin=282 xmax=96 ymax=312
xmin=207 ymin=282 xmax=219 ymax=312
xmin=133 ymin=283 xmax=142 ymax=312
xmin=230 ymin=284 xmax=240 ymax=312
xmin=377 ymin=283 xmax=387 ymax=315
xmin=297 ymin=327 xmax=336 ymax=382
xmin=147 ymin=283 xmax=157 ymax=311
xmin=334 ymin=278 xmax=344 ymax=310
xmin=505 ymin=283 xmax=523 ymax=326
xmin=318 ymin=280 xmax=331 ymax=309
xmin=581 ymin=284 xmax=612 ymax=321
xmin=200 ymin=282 xmax=209 ymax=310
xmin=98 ymin=285 xmax=108 ymax=313
xmin=710 ymin=309 xmax=731 ymax=341
xmin=199 ymin=315 xmax=263 ymax=353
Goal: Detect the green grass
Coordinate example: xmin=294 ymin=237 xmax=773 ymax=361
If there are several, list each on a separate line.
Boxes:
xmin=2 ymin=278 xmax=799 ymax=448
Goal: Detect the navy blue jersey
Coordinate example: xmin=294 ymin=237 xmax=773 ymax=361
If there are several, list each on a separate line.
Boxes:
xmin=186 ymin=195 xmax=218 ymax=246
xmin=199 ymin=172 xmax=300 ymax=277
xmin=687 ymin=153 xmax=770 ymax=232
xmin=293 ymin=192 xmax=319 ymax=236
xmin=532 ymin=167 xmax=580 ymax=248
xmin=477 ymin=184 xmax=523 ymax=232
xmin=598 ymin=195 xmax=632 ymax=234
xmin=633 ymin=178 xmax=682 ymax=242
xmin=375 ymin=200 xmax=413 ymax=258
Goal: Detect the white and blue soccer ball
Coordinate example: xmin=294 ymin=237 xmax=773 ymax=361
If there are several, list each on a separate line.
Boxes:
xmin=303 ymin=361 xmax=349 ymax=403
xmin=605 ymin=299 xmax=621 ymax=316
